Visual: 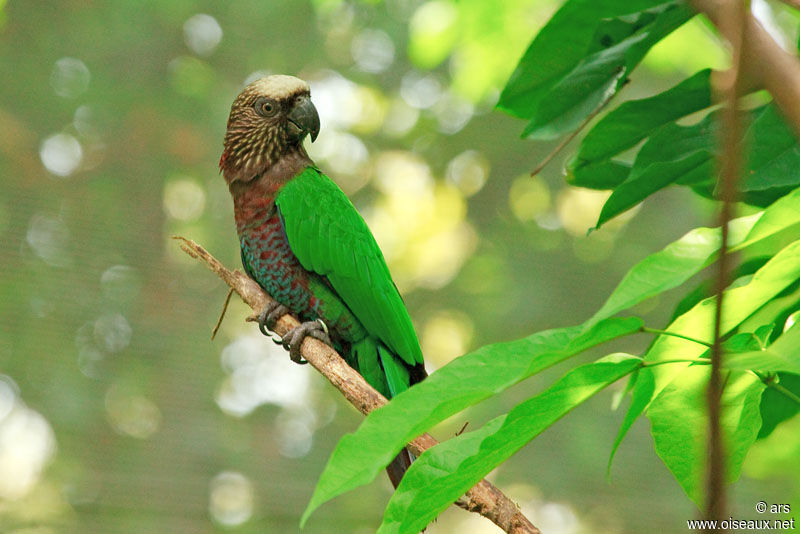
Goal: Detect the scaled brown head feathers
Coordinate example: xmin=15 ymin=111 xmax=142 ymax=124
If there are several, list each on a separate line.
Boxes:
xmin=220 ymin=75 xmax=320 ymax=185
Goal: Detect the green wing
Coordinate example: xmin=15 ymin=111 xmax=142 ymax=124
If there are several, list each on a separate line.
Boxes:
xmin=275 ymin=166 xmax=423 ymax=367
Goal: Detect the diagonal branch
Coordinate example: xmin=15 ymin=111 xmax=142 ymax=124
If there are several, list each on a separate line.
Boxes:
xmin=174 ymin=236 xmax=540 ymax=534
xmin=693 ymin=0 xmax=800 ymax=137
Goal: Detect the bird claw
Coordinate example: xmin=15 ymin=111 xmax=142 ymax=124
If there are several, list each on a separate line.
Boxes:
xmin=257 ymin=301 xmax=290 ymax=339
xmin=281 ymin=319 xmax=331 ymax=365
xmin=256 ymin=304 xmax=329 ymax=365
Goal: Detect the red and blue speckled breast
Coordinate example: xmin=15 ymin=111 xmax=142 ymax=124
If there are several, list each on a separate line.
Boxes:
xmin=235 ymin=196 xmax=321 ymax=320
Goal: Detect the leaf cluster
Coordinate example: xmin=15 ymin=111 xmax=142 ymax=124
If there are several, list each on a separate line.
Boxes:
xmin=302 ymin=1 xmax=800 ymax=531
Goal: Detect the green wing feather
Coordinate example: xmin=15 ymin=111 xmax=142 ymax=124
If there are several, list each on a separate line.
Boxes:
xmin=275 ymin=166 xmax=423 ymax=367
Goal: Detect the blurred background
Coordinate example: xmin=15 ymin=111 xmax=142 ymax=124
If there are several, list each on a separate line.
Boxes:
xmin=1 ymin=0 xmax=798 ymax=532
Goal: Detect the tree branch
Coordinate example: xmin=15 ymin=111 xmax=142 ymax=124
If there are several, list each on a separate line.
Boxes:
xmin=173 ymin=236 xmax=540 ymax=534
xmin=697 ymin=0 xmax=748 ymax=528
xmin=693 ymin=0 xmax=800 ymax=137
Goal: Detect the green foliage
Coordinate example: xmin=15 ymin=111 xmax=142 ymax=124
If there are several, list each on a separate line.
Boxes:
xmin=569 ymin=68 xmax=712 ymax=180
xmin=649 ymin=368 xmax=764 ymax=505
xmin=301 ymin=316 xmax=642 ymax=525
xmin=377 ymin=354 xmax=642 ymax=533
xmin=725 ymin=324 xmax=800 ymax=374
xmin=758 ymin=373 xmax=800 ymax=438
xmin=302 ymin=1 xmax=800 ymax=530
xmin=498 ymin=0 xmax=691 ymax=136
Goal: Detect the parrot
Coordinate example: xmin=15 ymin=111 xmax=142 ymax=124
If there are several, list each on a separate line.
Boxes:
xmin=219 ymin=75 xmax=427 ymax=487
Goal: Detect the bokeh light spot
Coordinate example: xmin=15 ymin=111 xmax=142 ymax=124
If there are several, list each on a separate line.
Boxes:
xmin=0 ymin=401 xmax=57 ymax=500
xmin=307 ymin=130 xmax=369 ymax=180
xmin=40 ymin=133 xmax=83 ymax=177
xmin=209 ymin=471 xmax=254 ymax=527
xmin=100 ymin=265 xmax=142 ymax=306
xmin=509 ymin=175 xmax=550 ymax=222
xmin=0 ymin=375 xmax=19 ymax=422
xmin=400 ymin=72 xmax=442 ymax=109
xmin=533 ymin=501 xmax=581 ymax=534
xmin=422 ymin=310 xmax=474 ymax=366
xmin=50 ymin=57 xmax=90 ymax=98
xmin=183 ymin=14 xmax=223 ymax=56
xmin=26 ymin=214 xmax=70 ymax=267
xmin=433 ymin=91 xmax=474 ymax=134
xmin=408 ymin=0 xmax=459 ymax=69
xmin=93 ymin=313 xmax=132 ymax=353
xmin=163 ymin=178 xmax=207 ymax=221
xmin=216 ymin=334 xmax=312 ymax=417
xmin=168 ymin=56 xmax=214 ymax=98
xmin=446 ymin=150 xmax=488 ymax=196
xmin=275 ymin=407 xmax=316 ymax=458
xmin=556 ymin=187 xmax=610 ymax=236
xmin=351 ymin=28 xmax=395 ymax=73
xmin=309 ymin=72 xmax=363 ymax=130
xmin=382 ymin=98 xmax=419 ymax=138
xmin=104 ymin=385 xmax=161 ymax=439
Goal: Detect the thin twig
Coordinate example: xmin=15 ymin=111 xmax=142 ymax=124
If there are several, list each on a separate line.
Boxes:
xmin=211 ymin=288 xmax=234 ymax=340
xmin=173 ymin=236 xmax=540 ymax=534
xmin=530 ymin=78 xmax=622 ymax=177
xmin=703 ymin=0 xmax=748 ymax=528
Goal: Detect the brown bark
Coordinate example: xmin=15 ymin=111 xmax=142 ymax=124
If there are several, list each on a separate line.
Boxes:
xmin=695 ymin=0 xmax=800 ymax=137
xmin=174 ymin=236 xmax=539 ymax=534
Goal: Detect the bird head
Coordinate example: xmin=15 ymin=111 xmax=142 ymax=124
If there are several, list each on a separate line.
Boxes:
xmin=220 ymin=75 xmax=320 ymax=183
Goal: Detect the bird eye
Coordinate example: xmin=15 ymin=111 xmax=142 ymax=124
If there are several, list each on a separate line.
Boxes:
xmin=254 ymin=97 xmax=277 ymax=117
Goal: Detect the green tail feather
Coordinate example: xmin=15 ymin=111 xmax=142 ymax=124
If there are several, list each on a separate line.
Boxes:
xmin=378 ymin=344 xmax=411 ymax=398
xmin=351 ymin=338 xmax=412 ymax=399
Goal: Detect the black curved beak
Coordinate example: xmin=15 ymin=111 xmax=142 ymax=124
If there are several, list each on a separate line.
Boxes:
xmin=287 ymin=95 xmax=320 ymax=143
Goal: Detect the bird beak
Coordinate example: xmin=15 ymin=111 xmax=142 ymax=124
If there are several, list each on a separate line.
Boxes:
xmin=287 ymin=95 xmax=320 ymax=143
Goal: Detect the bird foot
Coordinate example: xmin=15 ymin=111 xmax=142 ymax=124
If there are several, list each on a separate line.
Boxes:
xmin=257 ymin=301 xmax=290 ymax=337
xmin=281 ymin=319 xmax=331 ymax=365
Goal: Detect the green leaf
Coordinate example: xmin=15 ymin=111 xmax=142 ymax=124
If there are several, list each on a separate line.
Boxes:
xmin=730 ymin=185 xmax=800 ymax=264
xmin=569 ymin=68 xmax=712 ymax=187
xmin=610 ymin=239 xmax=800 ymax=464
xmin=758 ymin=373 xmax=800 ymax=438
xmin=724 ymin=323 xmax=800 ymax=374
xmin=520 ymin=2 xmax=693 ymax=140
xmin=567 ymin=159 xmax=633 ymax=189
xmin=377 ymin=355 xmax=642 ymax=534
xmin=669 ymin=258 xmax=772 ymax=323
xmin=754 ymin=323 xmax=776 ymax=346
xmin=596 ymin=149 xmax=714 ymax=228
xmin=722 ymin=331 xmax=764 ymax=353
xmin=607 ymin=365 xmax=654 ymax=474
xmin=499 ymin=0 xmax=671 ymax=118
xmin=300 ymin=316 xmax=642 ymax=525
xmin=648 ymin=239 xmax=800 ymax=385
xmin=591 ymin=105 xmax=800 ymax=224
xmin=648 ymin=368 xmax=764 ymax=505
xmin=591 ymin=185 xmax=800 ymax=326
xmin=594 ymin=111 xmax=717 ymax=227
xmin=741 ymin=105 xmax=800 ymax=194
xmin=589 ymin=213 xmax=759 ymax=324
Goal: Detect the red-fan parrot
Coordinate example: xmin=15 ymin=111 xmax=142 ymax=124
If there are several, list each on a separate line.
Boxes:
xmin=220 ymin=75 xmax=426 ymax=486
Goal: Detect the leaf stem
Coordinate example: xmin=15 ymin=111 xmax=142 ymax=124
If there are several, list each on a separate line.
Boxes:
xmin=751 ymin=371 xmax=800 ymax=406
xmin=641 ymin=357 xmax=712 ymax=367
xmin=771 ymin=382 xmax=800 ymax=405
xmin=641 ymin=326 xmax=713 ymax=347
